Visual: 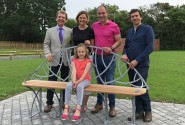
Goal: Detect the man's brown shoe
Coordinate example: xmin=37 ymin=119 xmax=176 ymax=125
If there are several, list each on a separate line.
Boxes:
xmin=109 ymin=107 xmax=116 ymax=117
xmin=127 ymin=113 xmax=144 ymax=121
xmin=144 ymin=112 xmax=152 ymax=122
xmin=91 ymin=104 xmax=103 ymax=113
xmin=44 ymin=105 xmax=52 ymax=113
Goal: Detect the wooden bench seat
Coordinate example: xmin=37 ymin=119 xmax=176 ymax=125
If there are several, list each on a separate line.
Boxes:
xmin=22 ymin=80 xmax=146 ymax=96
xmin=22 ymin=80 xmax=146 ymax=125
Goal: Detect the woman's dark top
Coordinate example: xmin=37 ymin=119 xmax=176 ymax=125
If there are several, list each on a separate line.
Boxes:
xmin=72 ymin=26 xmax=94 ymax=46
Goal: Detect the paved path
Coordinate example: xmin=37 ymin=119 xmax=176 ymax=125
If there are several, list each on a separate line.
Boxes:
xmin=0 ymin=91 xmax=185 ymax=125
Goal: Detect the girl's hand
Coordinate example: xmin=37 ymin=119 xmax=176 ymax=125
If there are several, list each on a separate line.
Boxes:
xmin=73 ymin=81 xmax=78 ymax=90
xmin=73 ymin=82 xmax=76 ymax=88
xmin=73 ymin=82 xmax=77 ymax=92
xmin=73 ymin=80 xmax=80 ymax=90
xmin=73 ymin=83 xmax=77 ymax=89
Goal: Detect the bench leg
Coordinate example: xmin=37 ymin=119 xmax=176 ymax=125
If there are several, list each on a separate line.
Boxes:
xmin=27 ymin=87 xmax=42 ymax=117
xmin=104 ymin=93 xmax=109 ymax=125
xmin=59 ymin=90 xmax=64 ymax=115
xmin=131 ymin=96 xmax=136 ymax=125
xmin=39 ymin=88 xmax=42 ymax=112
xmin=54 ymin=90 xmax=64 ymax=118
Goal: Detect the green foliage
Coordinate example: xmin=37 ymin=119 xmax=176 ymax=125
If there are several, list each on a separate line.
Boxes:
xmin=159 ymin=6 xmax=185 ymax=50
xmin=65 ymin=19 xmax=77 ymax=28
xmin=0 ymin=1 xmax=185 ymax=50
xmin=0 ymin=0 xmax=66 ymax=42
xmin=141 ymin=3 xmax=185 ymax=50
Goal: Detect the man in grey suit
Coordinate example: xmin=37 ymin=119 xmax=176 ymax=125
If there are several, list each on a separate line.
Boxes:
xmin=43 ymin=10 xmax=72 ymax=112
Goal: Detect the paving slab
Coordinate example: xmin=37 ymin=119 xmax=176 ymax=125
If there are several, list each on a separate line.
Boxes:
xmin=0 ymin=91 xmax=185 ymax=125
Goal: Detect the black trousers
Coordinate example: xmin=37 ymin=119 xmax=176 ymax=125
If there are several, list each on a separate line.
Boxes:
xmin=46 ymin=63 xmax=69 ymax=105
xmin=128 ymin=67 xmax=151 ymax=113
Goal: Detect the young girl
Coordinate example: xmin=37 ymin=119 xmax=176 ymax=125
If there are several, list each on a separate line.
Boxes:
xmin=61 ymin=43 xmax=92 ymax=121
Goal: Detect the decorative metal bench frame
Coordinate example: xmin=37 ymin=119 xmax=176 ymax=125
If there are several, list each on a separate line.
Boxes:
xmin=22 ymin=45 xmax=149 ymax=125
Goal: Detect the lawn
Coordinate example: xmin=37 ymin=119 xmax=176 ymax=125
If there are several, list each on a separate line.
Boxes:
xmin=148 ymin=51 xmax=185 ymax=103
xmin=0 ymin=51 xmax=185 ymax=103
xmin=0 ymin=58 xmax=44 ymax=100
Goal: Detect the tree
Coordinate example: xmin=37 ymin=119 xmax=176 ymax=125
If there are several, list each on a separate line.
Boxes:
xmin=140 ymin=2 xmax=185 ymax=49
xmin=0 ymin=0 xmax=66 ymax=42
xmin=161 ymin=5 xmax=185 ymax=49
xmin=1 ymin=1 xmax=185 ymax=49
xmin=65 ymin=18 xmax=77 ymax=28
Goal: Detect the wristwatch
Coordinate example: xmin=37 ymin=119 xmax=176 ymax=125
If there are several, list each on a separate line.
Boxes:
xmin=110 ymin=46 xmax=115 ymax=51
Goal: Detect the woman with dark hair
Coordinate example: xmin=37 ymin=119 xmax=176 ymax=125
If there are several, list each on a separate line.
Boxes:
xmin=72 ymin=10 xmax=94 ymax=112
xmin=73 ymin=11 xmax=94 ymax=46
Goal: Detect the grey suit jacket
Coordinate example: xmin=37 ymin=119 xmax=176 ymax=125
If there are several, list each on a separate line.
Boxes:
xmin=43 ymin=26 xmax=72 ymax=66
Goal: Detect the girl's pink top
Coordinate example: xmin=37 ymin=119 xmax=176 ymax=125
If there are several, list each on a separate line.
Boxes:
xmin=72 ymin=58 xmax=92 ymax=81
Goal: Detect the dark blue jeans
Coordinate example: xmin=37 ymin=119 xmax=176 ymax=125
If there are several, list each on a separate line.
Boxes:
xmin=46 ymin=63 xmax=69 ymax=105
xmin=128 ymin=67 xmax=151 ymax=113
xmin=94 ymin=55 xmax=116 ymax=107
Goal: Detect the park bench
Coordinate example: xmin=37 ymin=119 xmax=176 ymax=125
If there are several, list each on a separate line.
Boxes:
xmin=22 ymin=46 xmax=149 ymax=125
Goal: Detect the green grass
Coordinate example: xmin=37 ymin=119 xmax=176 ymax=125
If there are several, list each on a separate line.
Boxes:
xmin=0 ymin=59 xmax=44 ymax=100
xmin=0 ymin=51 xmax=185 ymax=104
xmin=148 ymin=51 xmax=185 ymax=103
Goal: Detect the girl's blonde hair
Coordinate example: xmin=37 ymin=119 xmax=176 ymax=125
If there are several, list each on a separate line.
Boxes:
xmin=74 ymin=43 xmax=89 ymax=59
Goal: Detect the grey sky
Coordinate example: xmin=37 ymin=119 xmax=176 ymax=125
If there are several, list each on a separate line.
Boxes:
xmin=65 ymin=0 xmax=184 ymax=19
